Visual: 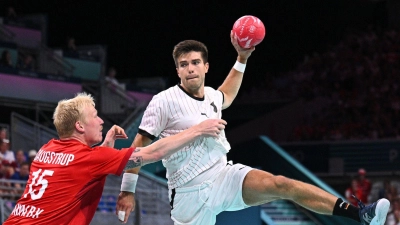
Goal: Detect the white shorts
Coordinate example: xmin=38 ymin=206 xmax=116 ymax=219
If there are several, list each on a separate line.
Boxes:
xmin=169 ymin=162 xmax=253 ymax=225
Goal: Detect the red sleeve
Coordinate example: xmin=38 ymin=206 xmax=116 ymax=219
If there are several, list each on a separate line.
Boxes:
xmin=88 ymin=146 xmax=134 ymax=177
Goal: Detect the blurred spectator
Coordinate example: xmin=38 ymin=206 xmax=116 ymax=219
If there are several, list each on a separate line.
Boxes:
xmin=0 ymin=50 xmax=13 ymax=68
xmin=105 ymin=66 xmax=125 ymax=91
xmin=28 ymin=149 xmax=37 ymax=164
xmin=67 ymin=36 xmax=77 ymax=51
xmin=6 ymin=6 xmax=17 ymax=20
xmin=0 ymin=160 xmax=16 ymax=198
xmin=14 ymin=150 xmax=27 ymax=172
xmin=0 ymin=139 xmax=15 ymax=163
xmin=379 ymin=179 xmax=397 ymax=202
xmin=357 ymin=168 xmax=372 ymax=204
xmin=17 ymin=54 xmax=35 ymax=71
xmin=9 ymin=162 xmax=29 ymax=199
xmin=386 ymin=198 xmax=400 ymax=225
xmin=105 ymin=66 xmax=137 ymax=109
xmin=345 ymin=178 xmax=362 ymax=206
xmin=0 ymin=128 xmax=7 ymax=140
xmin=0 ymin=160 xmax=15 ymax=179
xmin=10 ymin=162 xmax=29 ymax=181
xmin=64 ymin=36 xmax=79 ymax=57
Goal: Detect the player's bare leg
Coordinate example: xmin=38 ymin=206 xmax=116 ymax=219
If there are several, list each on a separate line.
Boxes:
xmin=242 ymin=169 xmax=390 ymax=225
xmin=242 ymin=169 xmax=337 ymax=214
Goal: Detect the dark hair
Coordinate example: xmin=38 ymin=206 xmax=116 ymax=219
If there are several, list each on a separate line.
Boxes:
xmin=1 ymin=50 xmax=10 ymax=62
xmin=172 ymin=40 xmax=208 ymax=67
xmin=20 ymin=162 xmax=30 ymax=167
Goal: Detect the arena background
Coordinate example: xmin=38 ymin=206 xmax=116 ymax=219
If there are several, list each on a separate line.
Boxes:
xmin=0 ymin=0 xmax=390 ymax=88
xmin=0 ymin=0 xmax=399 ymax=224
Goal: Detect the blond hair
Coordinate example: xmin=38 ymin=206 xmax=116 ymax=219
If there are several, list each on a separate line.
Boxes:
xmin=53 ymin=92 xmax=95 ymax=138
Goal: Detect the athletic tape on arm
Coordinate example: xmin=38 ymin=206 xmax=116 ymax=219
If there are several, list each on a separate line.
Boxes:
xmin=233 ymin=61 xmax=246 ymax=73
xmin=121 ymin=173 xmax=138 ymax=193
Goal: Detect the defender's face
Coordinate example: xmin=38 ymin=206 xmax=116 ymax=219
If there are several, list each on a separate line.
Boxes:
xmin=81 ymin=105 xmax=104 ymax=146
xmin=176 ymin=51 xmax=209 ymax=94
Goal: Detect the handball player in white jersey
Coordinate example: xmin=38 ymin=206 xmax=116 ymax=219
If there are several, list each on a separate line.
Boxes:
xmin=116 ymin=32 xmax=390 ymax=225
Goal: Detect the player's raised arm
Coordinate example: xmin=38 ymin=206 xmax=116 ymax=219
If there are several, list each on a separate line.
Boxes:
xmin=218 ymin=31 xmax=255 ymax=110
xmin=219 ymin=16 xmax=265 ymax=109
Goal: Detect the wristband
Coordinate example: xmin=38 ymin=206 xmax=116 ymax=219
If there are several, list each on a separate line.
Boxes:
xmin=233 ymin=61 xmax=246 ymax=73
xmin=120 ymin=173 xmax=138 ymax=193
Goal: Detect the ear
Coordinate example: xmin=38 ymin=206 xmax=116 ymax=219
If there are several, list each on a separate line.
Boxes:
xmin=75 ymin=121 xmax=84 ymax=133
xmin=204 ymin=62 xmax=209 ymax=73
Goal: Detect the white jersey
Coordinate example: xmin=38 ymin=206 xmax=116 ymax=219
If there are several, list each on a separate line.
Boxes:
xmin=138 ymin=85 xmax=231 ymax=189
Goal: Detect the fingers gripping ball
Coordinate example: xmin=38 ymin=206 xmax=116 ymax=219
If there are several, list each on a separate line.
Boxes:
xmin=232 ymin=15 xmax=266 ymax=49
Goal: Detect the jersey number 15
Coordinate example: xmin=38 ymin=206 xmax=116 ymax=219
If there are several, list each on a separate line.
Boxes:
xmin=24 ymin=169 xmax=54 ymax=200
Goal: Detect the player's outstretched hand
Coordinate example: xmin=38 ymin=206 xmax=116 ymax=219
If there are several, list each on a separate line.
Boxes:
xmin=116 ymin=191 xmax=135 ymax=223
xmin=195 ymin=119 xmax=227 ymax=137
xmin=101 ymin=125 xmax=128 ymax=147
xmin=230 ymin=30 xmax=255 ymax=61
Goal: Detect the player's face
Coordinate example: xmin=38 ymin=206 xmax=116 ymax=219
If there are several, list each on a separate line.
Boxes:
xmin=176 ymin=51 xmax=209 ymax=95
xmin=82 ymin=105 xmax=104 ymax=146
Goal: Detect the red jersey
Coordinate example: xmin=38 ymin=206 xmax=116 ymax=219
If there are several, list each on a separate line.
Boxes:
xmin=4 ymin=139 xmax=134 ymax=225
xmin=358 ymin=179 xmax=372 ymax=203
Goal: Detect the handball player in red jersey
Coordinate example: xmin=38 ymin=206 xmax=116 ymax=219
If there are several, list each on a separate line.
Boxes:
xmin=4 ymin=92 xmax=226 ymax=225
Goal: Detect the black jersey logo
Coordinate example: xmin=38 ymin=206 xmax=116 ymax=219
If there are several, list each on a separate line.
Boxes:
xmin=210 ymin=102 xmax=217 ymax=112
xmin=201 ymin=113 xmax=209 ymax=118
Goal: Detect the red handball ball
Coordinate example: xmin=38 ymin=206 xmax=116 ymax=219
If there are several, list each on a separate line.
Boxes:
xmin=232 ymin=15 xmax=266 ymax=49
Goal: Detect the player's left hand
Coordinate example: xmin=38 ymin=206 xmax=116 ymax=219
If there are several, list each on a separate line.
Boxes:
xmin=116 ymin=191 xmax=135 ymax=223
xmin=101 ymin=125 xmax=128 ymax=147
xmin=230 ymin=30 xmax=255 ymax=62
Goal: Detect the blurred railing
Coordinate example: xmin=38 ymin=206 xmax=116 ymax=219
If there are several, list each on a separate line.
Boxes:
xmin=11 ymin=112 xmax=58 ymax=151
xmin=0 ymin=173 xmax=172 ymax=225
xmin=0 ymin=24 xmax=15 ymax=43
xmin=38 ymin=44 xmax=75 ymax=76
xmin=280 ymin=139 xmax=400 ymax=174
xmin=100 ymin=83 xmax=148 ymax=127
xmin=0 ymin=179 xmax=26 ymax=223
xmin=99 ymin=170 xmax=172 ymax=225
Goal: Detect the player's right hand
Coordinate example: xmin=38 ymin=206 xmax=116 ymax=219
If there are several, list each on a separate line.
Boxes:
xmin=116 ymin=191 xmax=135 ymax=223
xmin=230 ymin=30 xmax=255 ymax=61
xmin=196 ymin=119 xmax=227 ymax=137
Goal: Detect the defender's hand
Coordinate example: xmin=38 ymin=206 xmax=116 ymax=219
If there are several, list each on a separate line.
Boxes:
xmin=195 ymin=119 xmax=227 ymax=137
xmin=116 ymin=191 xmax=135 ymax=223
xmin=101 ymin=125 xmax=128 ymax=147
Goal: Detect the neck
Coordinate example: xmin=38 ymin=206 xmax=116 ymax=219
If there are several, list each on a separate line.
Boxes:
xmin=61 ymin=135 xmax=90 ymax=146
xmin=179 ymin=84 xmax=204 ymax=98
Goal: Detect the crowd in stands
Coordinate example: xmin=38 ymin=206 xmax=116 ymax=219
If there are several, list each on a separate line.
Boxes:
xmin=239 ymin=26 xmax=400 ymax=142
xmin=345 ymin=168 xmax=372 ymax=206
xmin=0 ymin=49 xmax=36 ymax=71
xmin=344 ymin=168 xmax=400 ymax=225
xmin=0 ymin=127 xmax=36 ymax=202
xmin=379 ymin=179 xmax=400 ymax=225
